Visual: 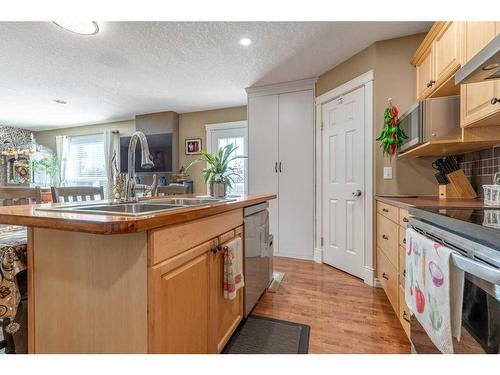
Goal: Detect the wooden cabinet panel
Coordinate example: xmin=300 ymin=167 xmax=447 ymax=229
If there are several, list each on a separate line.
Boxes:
xmin=399 ymin=208 xmax=409 ymax=227
xmin=433 ymin=22 xmax=461 ymax=88
xmin=377 ymin=248 xmax=399 ymax=313
xmin=149 ymin=244 xmax=211 ymax=354
xmin=376 ymin=213 xmax=399 ymax=268
xmin=399 ymin=226 xmax=406 ymax=249
xmin=210 ymin=227 xmax=244 ymax=353
xmin=461 ymin=22 xmax=500 ymax=127
xmin=416 ymin=48 xmax=434 ymax=100
xmin=376 ymin=201 xmax=399 ymax=223
xmin=399 ymin=245 xmax=406 ymax=287
xmin=399 ymin=286 xmax=411 ymax=338
xmin=150 ymin=209 xmax=243 ymax=265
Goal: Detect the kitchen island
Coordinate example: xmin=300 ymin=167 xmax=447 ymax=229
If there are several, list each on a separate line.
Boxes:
xmin=0 ymin=194 xmax=276 ymax=354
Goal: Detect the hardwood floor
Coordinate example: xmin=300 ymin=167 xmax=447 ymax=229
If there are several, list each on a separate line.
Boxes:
xmin=252 ymin=256 xmax=411 ymax=354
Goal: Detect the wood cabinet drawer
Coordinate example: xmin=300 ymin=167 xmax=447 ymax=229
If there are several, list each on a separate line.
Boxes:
xmin=376 ymin=213 xmax=399 ymax=268
xmin=399 ymin=226 xmax=407 ymax=249
xmin=399 ymin=208 xmax=409 ymax=227
xmin=399 ymin=286 xmax=411 ymax=339
xmin=399 ymin=245 xmax=406 ymax=287
xmin=377 ymin=201 xmax=399 ymax=223
xmin=377 ymin=248 xmax=399 ymax=314
xmin=149 ymin=209 xmax=243 ymax=265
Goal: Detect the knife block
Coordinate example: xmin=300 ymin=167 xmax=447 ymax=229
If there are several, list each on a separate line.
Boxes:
xmin=439 ymin=170 xmax=477 ymax=199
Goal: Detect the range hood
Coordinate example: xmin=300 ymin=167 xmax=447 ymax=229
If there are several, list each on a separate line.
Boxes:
xmin=455 ymin=34 xmax=500 ymax=84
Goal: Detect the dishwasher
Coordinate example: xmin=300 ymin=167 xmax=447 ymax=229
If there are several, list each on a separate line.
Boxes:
xmin=243 ymin=202 xmax=273 ymax=317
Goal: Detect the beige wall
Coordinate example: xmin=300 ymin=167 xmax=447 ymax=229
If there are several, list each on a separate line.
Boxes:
xmin=316 ymin=33 xmax=437 ymax=196
xmin=36 ymin=120 xmax=136 ymax=151
xmin=179 ymin=106 xmax=247 ymax=194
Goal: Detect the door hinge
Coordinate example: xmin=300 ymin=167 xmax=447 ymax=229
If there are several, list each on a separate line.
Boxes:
xmin=320 ymin=237 xmax=324 ymax=247
xmin=321 ymin=121 xmax=324 ymax=131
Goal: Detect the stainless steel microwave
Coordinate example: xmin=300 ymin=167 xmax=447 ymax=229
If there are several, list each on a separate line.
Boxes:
xmin=398 ymin=96 xmax=460 ymax=153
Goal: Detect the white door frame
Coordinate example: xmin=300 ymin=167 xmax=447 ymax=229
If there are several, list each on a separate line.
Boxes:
xmin=205 ymin=120 xmax=248 ymax=193
xmin=314 ymin=70 xmax=374 ymax=285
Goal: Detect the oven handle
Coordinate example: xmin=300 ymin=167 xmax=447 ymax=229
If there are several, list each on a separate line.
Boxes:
xmin=452 ymin=253 xmax=500 ymax=285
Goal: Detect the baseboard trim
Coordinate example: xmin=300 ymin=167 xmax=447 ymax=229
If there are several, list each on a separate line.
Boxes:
xmin=313 ymin=248 xmax=323 ymax=263
xmin=373 ymin=278 xmax=382 ymax=288
xmin=273 ymin=254 xmax=314 ymax=261
xmin=363 ymin=266 xmax=375 ymax=286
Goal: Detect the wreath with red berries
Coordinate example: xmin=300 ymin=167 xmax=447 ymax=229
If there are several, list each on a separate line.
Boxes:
xmin=376 ymin=99 xmax=408 ymax=156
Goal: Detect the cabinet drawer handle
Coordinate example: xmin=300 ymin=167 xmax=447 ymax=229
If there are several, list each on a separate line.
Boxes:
xmin=403 ymin=217 xmax=409 ymax=223
xmin=382 ymin=234 xmax=389 ymax=240
xmin=210 ymin=247 xmax=217 ymax=254
xmin=403 ymin=311 xmax=410 ymax=323
xmin=382 ymin=272 xmax=389 ymax=280
xmin=491 ymin=97 xmax=499 ymax=105
xmin=382 ymin=208 xmax=389 ymax=212
xmin=275 ymin=162 xmax=278 ymax=173
xmin=403 ymin=269 xmax=406 ymax=277
xmin=403 ymin=238 xmax=406 ymax=245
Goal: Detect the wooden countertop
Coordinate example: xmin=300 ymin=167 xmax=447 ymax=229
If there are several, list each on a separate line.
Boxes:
xmin=0 ymin=194 xmax=276 ymax=235
xmin=375 ymin=195 xmax=492 ymax=209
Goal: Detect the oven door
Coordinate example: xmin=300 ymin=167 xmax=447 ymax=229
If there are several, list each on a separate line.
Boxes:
xmin=398 ymin=102 xmax=423 ymax=152
xmin=411 ymin=272 xmax=500 ymax=354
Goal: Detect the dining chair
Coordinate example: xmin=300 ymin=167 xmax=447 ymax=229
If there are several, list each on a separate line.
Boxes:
xmin=0 ymin=186 xmax=41 ymax=206
xmin=156 ymin=184 xmax=189 ymax=196
xmin=51 ymin=186 xmax=105 ymax=203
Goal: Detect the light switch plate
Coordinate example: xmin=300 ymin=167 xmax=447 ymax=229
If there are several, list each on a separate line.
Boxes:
xmin=383 ymin=166 xmax=393 ymax=180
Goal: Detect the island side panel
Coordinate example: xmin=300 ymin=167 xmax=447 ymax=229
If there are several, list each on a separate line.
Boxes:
xmin=31 ymin=228 xmax=148 ymax=353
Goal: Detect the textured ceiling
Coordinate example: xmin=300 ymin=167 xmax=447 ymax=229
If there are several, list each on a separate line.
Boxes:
xmin=0 ymin=22 xmax=431 ymax=130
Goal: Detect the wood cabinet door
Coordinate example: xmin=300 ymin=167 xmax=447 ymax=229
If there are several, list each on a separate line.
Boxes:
xmin=461 ymin=22 xmax=500 ymax=127
xmin=416 ymin=47 xmax=434 ymax=100
xmin=209 ymin=227 xmax=244 ymax=353
xmin=433 ymin=22 xmax=461 ymax=89
xmin=148 ymin=241 xmax=212 ymax=354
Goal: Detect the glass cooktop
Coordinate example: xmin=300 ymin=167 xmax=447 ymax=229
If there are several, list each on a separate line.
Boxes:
xmin=422 ymin=208 xmax=500 ymax=230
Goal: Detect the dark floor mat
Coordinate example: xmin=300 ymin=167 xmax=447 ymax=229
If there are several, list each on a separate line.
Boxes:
xmin=222 ymin=315 xmax=310 ymax=354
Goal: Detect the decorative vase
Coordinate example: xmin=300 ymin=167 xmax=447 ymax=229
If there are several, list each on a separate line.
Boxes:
xmin=209 ymin=181 xmax=226 ymax=198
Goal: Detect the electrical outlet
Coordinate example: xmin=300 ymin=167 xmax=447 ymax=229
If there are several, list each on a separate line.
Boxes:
xmin=383 ymin=167 xmax=393 ymax=180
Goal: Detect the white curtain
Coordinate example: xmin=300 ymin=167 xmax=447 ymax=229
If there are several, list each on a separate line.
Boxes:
xmin=55 ymin=135 xmax=69 ymax=186
xmin=103 ymin=130 xmax=120 ymax=198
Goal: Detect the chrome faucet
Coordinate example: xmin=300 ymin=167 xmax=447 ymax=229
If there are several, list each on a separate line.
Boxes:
xmin=124 ymin=131 xmax=154 ymax=201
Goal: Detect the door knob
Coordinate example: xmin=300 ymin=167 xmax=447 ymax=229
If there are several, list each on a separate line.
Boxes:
xmin=491 ymin=97 xmax=499 ymax=105
xmin=352 ymin=189 xmax=362 ymax=197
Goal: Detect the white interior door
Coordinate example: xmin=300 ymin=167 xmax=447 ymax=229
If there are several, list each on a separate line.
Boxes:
xmin=207 ymin=124 xmax=248 ymax=195
xmin=322 ymin=86 xmax=365 ymax=278
xmin=278 ymin=90 xmax=314 ymax=259
xmin=248 ymin=94 xmax=279 ymax=253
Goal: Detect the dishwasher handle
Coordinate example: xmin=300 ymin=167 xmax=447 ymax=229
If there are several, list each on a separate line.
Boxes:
xmin=452 ymin=253 xmax=500 ymax=285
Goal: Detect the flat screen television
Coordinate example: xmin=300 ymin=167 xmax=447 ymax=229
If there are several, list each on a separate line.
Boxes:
xmin=120 ymin=133 xmax=173 ymax=173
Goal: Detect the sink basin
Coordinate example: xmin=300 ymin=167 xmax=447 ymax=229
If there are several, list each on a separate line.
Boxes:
xmin=35 ymin=197 xmax=237 ymax=216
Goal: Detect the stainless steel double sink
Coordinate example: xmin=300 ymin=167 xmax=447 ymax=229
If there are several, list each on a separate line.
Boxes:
xmin=36 ymin=197 xmax=236 ymax=217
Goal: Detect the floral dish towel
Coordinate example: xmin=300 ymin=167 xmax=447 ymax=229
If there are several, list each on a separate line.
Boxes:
xmin=405 ymin=228 xmax=465 ymax=354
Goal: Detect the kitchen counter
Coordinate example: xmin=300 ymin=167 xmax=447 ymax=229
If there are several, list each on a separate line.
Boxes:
xmin=1 ymin=193 xmax=276 ymax=354
xmin=0 ymin=194 xmax=276 ymax=234
xmin=375 ymin=195 xmax=491 ymax=210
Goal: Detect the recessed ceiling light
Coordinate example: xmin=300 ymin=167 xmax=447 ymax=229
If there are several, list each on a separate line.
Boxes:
xmin=239 ymin=38 xmax=252 ymax=47
xmin=54 ymin=99 xmax=67 ymax=105
xmin=53 ymin=21 xmax=100 ymax=35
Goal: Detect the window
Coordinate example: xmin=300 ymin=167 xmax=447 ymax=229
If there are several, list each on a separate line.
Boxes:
xmin=66 ymin=134 xmax=107 ymax=189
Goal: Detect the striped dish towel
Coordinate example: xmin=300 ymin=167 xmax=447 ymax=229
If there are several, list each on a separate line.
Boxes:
xmin=224 ymin=237 xmax=244 ymax=300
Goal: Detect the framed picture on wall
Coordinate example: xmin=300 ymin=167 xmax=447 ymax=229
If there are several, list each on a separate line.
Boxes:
xmin=185 ymin=138 xmax=202 ymax=155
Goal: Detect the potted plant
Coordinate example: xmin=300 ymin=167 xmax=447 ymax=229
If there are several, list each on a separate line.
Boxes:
xmin=187 ymin=143 xmax=246 ymax=198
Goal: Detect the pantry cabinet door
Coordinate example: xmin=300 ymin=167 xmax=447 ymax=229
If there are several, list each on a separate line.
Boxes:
xmin=416 ymin=48 xmax=434 ymax=100
xmin=149 ymin=247 xmax=210 ymax=354
xmin=248 ymin=94 xmax=280 ymax=254
xmin=209 ymin=227 xmax=244 ymax=353
xmin=433 ymin=22 xmax=461 ymax=88
xmin=461 ymin=22 xmax=500 ymax=127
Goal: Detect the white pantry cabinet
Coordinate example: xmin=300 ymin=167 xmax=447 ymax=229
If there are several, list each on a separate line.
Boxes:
xmin=246 ymin=79 xmax=315 ymax=260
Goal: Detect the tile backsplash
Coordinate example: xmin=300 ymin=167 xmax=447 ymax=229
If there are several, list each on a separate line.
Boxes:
xmin=457 ymin=146 xmax=500 ymax=198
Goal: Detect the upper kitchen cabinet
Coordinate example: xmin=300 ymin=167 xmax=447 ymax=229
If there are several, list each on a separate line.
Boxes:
xmin=460 ymin=22 xmax=500 ymax=128
xmin=413 ymin=22 xmax=462 ymax=100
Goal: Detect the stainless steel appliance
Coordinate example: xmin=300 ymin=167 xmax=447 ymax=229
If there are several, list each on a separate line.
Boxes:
xmin=456 ymin=34 xmax=500 ymax=84
xmin=244 ymin=202 xmax=273 ymax=317
xmin=408 ymin=208 xmax=500 ymax=354
xmin=398 ymin=96 xmax=460 ymax=153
